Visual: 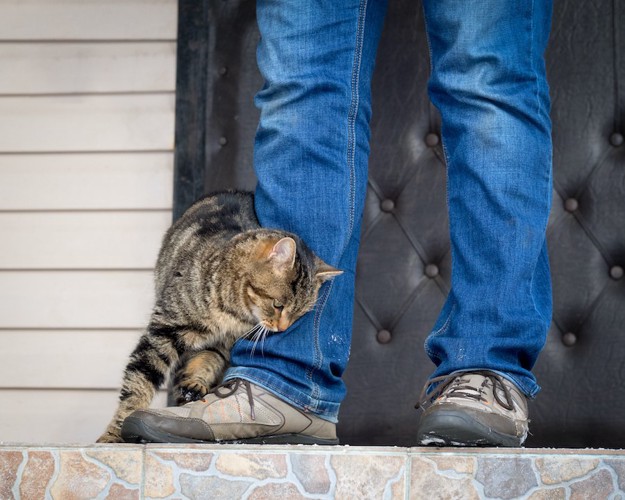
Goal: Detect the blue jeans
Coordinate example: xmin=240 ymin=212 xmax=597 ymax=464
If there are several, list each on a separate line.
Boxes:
xmin=225 ymin=0 xmax=553 ymax=422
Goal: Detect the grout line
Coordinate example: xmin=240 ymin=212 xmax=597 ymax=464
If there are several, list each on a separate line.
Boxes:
xmin=140 ymin=445 xmax=147 ymax=500
xmin=325 ymin=452 xmax=338 ymax=499
xmin=405 ymin=452 xmax=412 ymax=500
xmin=11 ymin=450 xmax=28 ymax=499
xmin=46 ymin=450 xmax=61 ymax=500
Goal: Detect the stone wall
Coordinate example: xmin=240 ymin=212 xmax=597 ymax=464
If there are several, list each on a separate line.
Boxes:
xmin=1 ymin=445 xmax=624 ymax=499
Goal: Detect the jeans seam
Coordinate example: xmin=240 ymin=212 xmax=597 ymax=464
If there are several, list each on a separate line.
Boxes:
xmin=423 ymin=2 xmax=455 ymax=331
xmin=307 ymin=281 xmax=334 ymax=405
xmin=304 ymin=0 xmax=369 ymax=411
xmin=346 ymin=0 xmax=368 ymax=246
xmin=425 ymin=301 xmax=455 ymax=358
xmin=530 ymin=0 xmax=541 ymax=119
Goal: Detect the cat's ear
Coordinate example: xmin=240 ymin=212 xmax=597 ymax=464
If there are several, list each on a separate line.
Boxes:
xmin=315 ymin=259 xmax=343 ymax=282
xmin=267 ymin=237 xmax=297 ymax=272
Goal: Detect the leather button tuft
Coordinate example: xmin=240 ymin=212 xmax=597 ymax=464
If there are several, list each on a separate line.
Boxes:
xmin=376 ymin=329 xmax=392 ymax=344
xmin=380 ymin=199 xmax=395 ymax=212
xmin=425 ymin=133 xmax=440 ymax=147
xmin=610 ymin=132 xmax=624 ymax=147
xmin=425 ymin=264 xmax=439 ymax=278
xmin=218 ymin=136 xmax=228 ymax=146
xmin=610 ymin=265 xmax=624 ymax=280
xmin=562 ymin=332 xmax=577 ymax=347
xmin=564 ymin=198 xmax=578 ymax=212
xmin=218 ymin=66 xmax=228 ymax=76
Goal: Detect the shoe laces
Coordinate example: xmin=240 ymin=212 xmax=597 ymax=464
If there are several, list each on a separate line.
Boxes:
xmin=206 ymin=379 xmax=256 ymax=421
xmin=415 ymin=370 xmax=515 ymax=411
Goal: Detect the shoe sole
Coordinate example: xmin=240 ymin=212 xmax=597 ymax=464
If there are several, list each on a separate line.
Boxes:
xmin=416 ymin=410 xmax=524 ymax=447
xmin=121 ymin=416 xmax=340 ymax=446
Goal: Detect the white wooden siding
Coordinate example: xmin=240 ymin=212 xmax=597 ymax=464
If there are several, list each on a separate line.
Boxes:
xmin=0 ymin=271 xmax=154 ymax=328
xmin=0 ymin=391 xmax=168 ymax=444
xmin=1 ymin=330 xmax=143 ymax=389
xmin=0 ymin=95 xmax=175 ymax=152
xmin=0 ymin=211 xmax=170 ymax=269
xmin=0 ymin=0 xmax=177 ymax=443
xmin=0 ymin=153 xmax=173 ymax=210
xmin=0 ymin=0 xmax=177 ymax=41
xmin=0 ymin=42 xmax=176 ymax=94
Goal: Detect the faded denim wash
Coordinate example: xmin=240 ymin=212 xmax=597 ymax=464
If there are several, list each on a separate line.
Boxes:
xmin=225 ymin=0 xmax=554 ymax=421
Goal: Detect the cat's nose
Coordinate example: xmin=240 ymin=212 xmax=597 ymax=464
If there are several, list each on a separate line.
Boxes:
xmin=277 ymin=317 xmax=290 ymax=332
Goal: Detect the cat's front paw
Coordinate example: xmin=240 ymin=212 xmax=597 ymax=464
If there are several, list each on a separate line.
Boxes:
xmin=176 ymin=380 xmax=209 ymax=405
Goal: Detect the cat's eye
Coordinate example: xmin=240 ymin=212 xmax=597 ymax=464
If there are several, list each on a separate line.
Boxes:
xmin=273 ymin=299 xmax=284 ymax=310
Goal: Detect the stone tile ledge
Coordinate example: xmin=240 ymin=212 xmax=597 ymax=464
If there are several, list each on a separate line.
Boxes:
xmin=1 ymin=444 xmax=624 ymax=499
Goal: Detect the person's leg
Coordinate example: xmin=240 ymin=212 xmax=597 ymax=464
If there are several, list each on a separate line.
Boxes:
xmin=222 ymin=0 xmax=388 ymax=423
xmin=120 ymin=0 xmax=389 ymax=445
xmin=417 ymin=0 xmax=553 ymax=446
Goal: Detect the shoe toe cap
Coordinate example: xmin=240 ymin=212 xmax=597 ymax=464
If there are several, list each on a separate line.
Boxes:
xmin=418 ymin=403 xmax=527 ymax=446
xmin=125 ymin=409 xmax=215 ymax=442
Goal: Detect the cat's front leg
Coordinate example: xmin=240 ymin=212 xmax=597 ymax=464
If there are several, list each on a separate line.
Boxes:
xmin=172 ymin=346 xmax=230 ymax=404
xmin=97 ymin=323 xmax=180 ymax=443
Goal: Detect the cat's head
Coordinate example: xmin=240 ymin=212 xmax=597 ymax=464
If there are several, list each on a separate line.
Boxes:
xmin=244 ymin=235 xmax=342 ymax=332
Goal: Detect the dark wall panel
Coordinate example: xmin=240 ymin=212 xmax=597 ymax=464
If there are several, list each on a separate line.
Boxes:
xmin=173 ymin=0 xmax=625 ymax=448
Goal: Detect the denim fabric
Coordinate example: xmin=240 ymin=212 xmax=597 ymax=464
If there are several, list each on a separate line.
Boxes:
xmin=225 ymin=0 xmax=553 ymax=420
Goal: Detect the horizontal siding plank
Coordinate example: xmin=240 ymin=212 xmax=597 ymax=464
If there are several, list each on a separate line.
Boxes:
xmin=0 ymin=42 xmax=176 ymax=94
xmin=0 ymin=94 xmax=175 ymax=153
xmin=0 ymin=271 xmax=154 ymax=328
xmin=0 ymin=211 xmax=171 ymax=269
xmin=0 ymin=390 xmax=167 ymax=444
xmin=0 ymin=152 xmax=174 ymax=210
xmin=0 ymin=0 xmax=177 ymax=41
xmin=0 ymin=330 xmax=142 ymax=389
xmin=0 ymin=0 xmax=179 ymax=446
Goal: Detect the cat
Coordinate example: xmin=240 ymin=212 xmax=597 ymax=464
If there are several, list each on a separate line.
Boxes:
xmin=97 ymin=190 xmax=341 ymax=443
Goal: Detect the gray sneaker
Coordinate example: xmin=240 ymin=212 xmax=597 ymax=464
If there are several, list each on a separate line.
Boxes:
xmin=415 ymin=370 xmax=529 ymax=447
xmin=121 ymin=378 xmax=339 ymax=445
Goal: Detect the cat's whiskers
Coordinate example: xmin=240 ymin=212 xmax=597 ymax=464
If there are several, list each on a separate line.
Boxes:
xmin=249 ymin=323 xmax=270 ymax=358
xmin=243 ymin=323 xmax=262 ymax=339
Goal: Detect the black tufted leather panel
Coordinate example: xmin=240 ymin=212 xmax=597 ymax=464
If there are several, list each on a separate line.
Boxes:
xmin=173 ymin=0 xmax=625 ymax=447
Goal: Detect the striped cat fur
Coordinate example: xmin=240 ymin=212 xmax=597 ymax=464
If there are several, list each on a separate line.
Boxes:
xmin=98 ymin=191 xmax=341 ymax=443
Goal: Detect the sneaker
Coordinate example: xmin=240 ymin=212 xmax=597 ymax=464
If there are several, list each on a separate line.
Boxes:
xmin=121 ymin=378 xmax=339 ymax=445
xmin=415 ymin=370 xmax=529 ymax=447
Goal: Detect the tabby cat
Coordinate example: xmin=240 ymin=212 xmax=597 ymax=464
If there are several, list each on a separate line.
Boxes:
xmin=98 ymin=191 xmax=341 ymax=443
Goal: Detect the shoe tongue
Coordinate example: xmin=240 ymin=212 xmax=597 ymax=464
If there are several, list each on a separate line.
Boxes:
xmin=452 ymin=373 xmax=484 ymax=388
xmin=450 ymin=373 xmax=517 ymax=410
xmin=445 ymin=374 xmax=490 ymax=401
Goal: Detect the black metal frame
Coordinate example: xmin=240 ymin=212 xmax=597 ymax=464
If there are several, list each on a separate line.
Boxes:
xmin=173 ymin=0 xmax=211 ymax=221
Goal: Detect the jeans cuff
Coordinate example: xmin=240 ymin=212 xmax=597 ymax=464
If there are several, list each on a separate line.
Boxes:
xmin=223 ymin=367 xmax=340 ymax=423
